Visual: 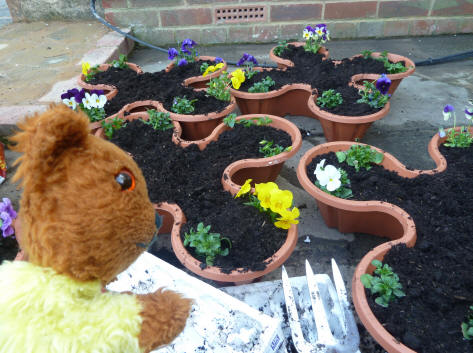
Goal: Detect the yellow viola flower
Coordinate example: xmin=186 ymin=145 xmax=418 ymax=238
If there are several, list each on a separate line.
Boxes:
xmin=254 ymin=182 xmax=278 ymax=209
xmin=215 ymin=63 xmax=224 ymax=70
xmin=231 ymin=69 xmax=246 ymax=89
xmin=82 ymin=62 xmax=91 ymax=75
xmin=269 ymin=189 xmax=293 ymax=214
xmin=202 ymin=65 xmax=216 ymax=77
xmin=235 ymin=179 xmax=252 ymax=198
xmin=275 ymin=207 xmax=300 ymax=229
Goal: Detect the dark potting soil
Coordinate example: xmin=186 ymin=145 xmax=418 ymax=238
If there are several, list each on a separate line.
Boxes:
xmin=317 ymin=86 xmax=382 ymax=116
xmin=0 ymin=236 xmax=19 ymax=262
xmin=89 ymin=60 xmax=229 ymax=117
xmin=111 ymin=119 xmax=292 ymax=273
xmin=306 ymin=146 xmax=473 ymax=353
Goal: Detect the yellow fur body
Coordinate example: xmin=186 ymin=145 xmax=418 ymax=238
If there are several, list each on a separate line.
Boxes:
xmin=0 ymin=261 xmax=143 ymax=353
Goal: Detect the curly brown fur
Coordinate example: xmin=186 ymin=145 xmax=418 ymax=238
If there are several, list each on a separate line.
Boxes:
xmin=137 ymin=289 xmax=193 ymax=352
xmin=10 ymin=104 xmax=157 ymax=283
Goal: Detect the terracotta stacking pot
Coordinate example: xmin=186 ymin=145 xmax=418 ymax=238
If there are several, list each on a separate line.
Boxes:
xmin=77 ymin=62 xmax=143 ymax=100
xmin=157 ymin=202 xmax=298 ymax=285
xmin=307 ymin=91 xmax=391 ymax=142
xmin=350 ymin=52 xmax=415 ymax=95
xmin=269 ymin=42 xmax=330 ymax=69
xmin=297 ymin=137 xmax=448 ymax=353
xmin=165 ymin=56 xmax=227 ymax=89
xmin=229 ymin=71 xmax=317 ymax=118
xmin=161 ymin=95 xmax=237 ymax=141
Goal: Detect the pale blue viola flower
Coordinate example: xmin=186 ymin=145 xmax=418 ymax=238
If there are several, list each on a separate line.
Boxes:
xmin=0 ymin=211 xmax=14 ymax=237
xmin=443 ymin=104 xmax=455 ymax=121
xmin=438 ymin=127 xmax=446 ymax=138
xmin=0 ymin=198 xmax=17 ymax=219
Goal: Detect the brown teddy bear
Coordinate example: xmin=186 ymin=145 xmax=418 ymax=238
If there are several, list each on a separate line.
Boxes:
xmin=0 ymin=104 xmax=192 ymax=352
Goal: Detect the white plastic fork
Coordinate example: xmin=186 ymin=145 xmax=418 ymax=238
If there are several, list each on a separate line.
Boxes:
xmin=281 ymin=259 xmax=360 ymax=353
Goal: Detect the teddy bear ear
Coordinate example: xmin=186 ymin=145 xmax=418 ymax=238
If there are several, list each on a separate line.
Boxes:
xmin=11 ymin=104 xmax=90 ymax=182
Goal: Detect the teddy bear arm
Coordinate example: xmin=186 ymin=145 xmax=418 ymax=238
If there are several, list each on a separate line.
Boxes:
xmin=137 ymin=288 xmax=193 ymax=352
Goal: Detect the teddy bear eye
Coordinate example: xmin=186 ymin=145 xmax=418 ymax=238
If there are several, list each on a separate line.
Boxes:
xmin=115 ymin=169 xmax=135 ymax=191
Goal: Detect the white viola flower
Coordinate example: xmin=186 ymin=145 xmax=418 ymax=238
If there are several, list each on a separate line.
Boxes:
xmin=302 ymin=29 xmax=311 ymax=39
xmin=62 ymin=98 xmax=76 ymax=110
xmin=96 ymin=94 xmax=107 ymax=109
xmin=82 ymin=92 xmax=93 ymax=109
xmin=89 ymin=93 xmax=99 ymax=108
xmin=314 ymin=26 xmax=324 ymax=37
xmin=314 ymin=159 xmax=326 ymax=180
xmin=318 ymin=165 xmax=341 ymax=192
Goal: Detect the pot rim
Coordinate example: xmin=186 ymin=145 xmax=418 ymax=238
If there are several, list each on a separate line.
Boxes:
xmin=269 ymin=42 xmax=330 ymax=68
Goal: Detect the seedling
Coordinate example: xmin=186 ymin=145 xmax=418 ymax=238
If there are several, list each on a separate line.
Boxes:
xmin=461 ymin=306 xmax=473 ymax=340
xmin=142 ymin=110 xmax=173 ymax=131
xmin=361 ymin=259 xmax=405 ymax=308
xmin=273 ymin=40 xmax=288 ymax=56
xmin=259 ymin=140 xmax=292 ymax=158
xmin=357 ymin=79 xmax=390 ymax=109
xmin=361 ymin=50 xmax=408 ymax=74
xmin=171 ymin=96 xmax=198 ymax=114
xmin=317 ymin=89 xmax=343 ymax=109
xmin=183 ymin=222 xmax=231 ymax=266
xmin=248 ymin=76 xmax=275 ymax=93
xmin=101 ymin=117 xmax=126 ymax=139
xmin=110 ymin=54 xmax=129 ymax=69
xmin=336 ymin=144 xmax=384 ymax=172
xmin=223 ymin=114 xmax=272 ymax=128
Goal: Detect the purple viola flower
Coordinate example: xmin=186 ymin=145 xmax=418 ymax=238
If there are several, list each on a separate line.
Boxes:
xmin=0 ymin=198 xmax=17 ymax=219
xmin=0 ymin=211 xmax=14 ymax=238
xmin=376 ymin=74 xmax=391 ymax=95
xmin=443 ymin=104 xmax=455 ymax=121
xmin=305 ymin=25 xmax=314 ymax=33
xmin=237 ymin=53 xmax=250 ymax=66
xmin=178 ymin=58 xmax=188 ymax=66
xmin=90 ymin=89 xmax=104 ymax=96
xmin=168 ymin=48 xmax=178 ymax=60
xmin=247 ymin=55 xmax=258 ymax=66
xmin=74 ymin=89 xmax=87 ymax=104
xmin=215 ymin=57 xmax=223 ymax=63
xmin=181 ymin=38 xmax=196 ymax=55
xmin=61 ymin=88 xmax=80 ymax=100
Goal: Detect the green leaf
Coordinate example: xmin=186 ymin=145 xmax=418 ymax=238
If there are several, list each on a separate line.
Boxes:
xmin=360 ymin=274 xmax=373 ymax=288
xmin=373 ymin=152 xmax=384 ymax=164
xmin=375 ymin=296 xmax=389 ymax=308
xmin=372 ymin=259 xmax=383 ymax=268
xmin=336 ymin=151 xmax=346 ymax=163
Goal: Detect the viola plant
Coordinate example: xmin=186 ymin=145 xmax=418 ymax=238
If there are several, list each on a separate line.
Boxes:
xmin=142 ymin=110 xmax=173 ymax=131
xmin=316 ymin=89 xmax=343 ymax=109
xmin=168 ymin=38 xmax=198 ymax=66
xmin=461 ymin=305 xmax=473 ymax=340
xmin=314 ymin=159 xmax=352 ymax=199
xmin=236 ymin=52 xmax=258 ymax=80
xmin=201 ymin=62 xmax=225 ymax=77
xmin=61 ymin=88 xmax=107 ymax=122
xmin=361 ymin=50 xmax=408 ymax=74
xmin=357 ymin=74 xmax=391 ymax=109
xmin=302 ymin=24 xmax=330 ymax=54
xmin=110 ymin=54 xmax=129 ymax=69
xmin=235 ymin=179 xmax=300 ymax=230
xmin=439 ymin=102 xmax=473 ymax=148
xmin=183 ymin=222 xmax=231 ymax=266
xmin=171 ymin=96 xmax=198 ymax=114
xmin=0 ymin=197 xmax=16 ymax=238
xmin=206 ymin=72 xmax=231 ymax=101
xmin=273 ymin=40 xmax=288 ymax=56
xmin=248 ymin=76 xmax=275 ymax=93
xmin=101 ymin=116 xmax=126 ymax=139
xmin=81 ymin=61 xmax=100 ymax=82
xmin=336 ymin=144 xmax=384 ymax=172
xmin=259 ymin=140 xmax=292 ymax=157
xmin=361 ymin=259 xmax=406 ymax=308
xmin=223 ymin=114 xmax=272 ymax=128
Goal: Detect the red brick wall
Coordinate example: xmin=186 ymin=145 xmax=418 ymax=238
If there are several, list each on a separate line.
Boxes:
xmin=9 ymin=0 xmax=473 ymax=44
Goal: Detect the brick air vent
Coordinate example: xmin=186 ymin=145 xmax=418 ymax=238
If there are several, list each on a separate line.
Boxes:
xmin=215 ymin=6 xmax=266 ymax=24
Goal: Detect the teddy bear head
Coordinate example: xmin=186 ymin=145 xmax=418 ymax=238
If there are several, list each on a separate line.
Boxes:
xmin=11 ymin=104 xmax=157 ymax=284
